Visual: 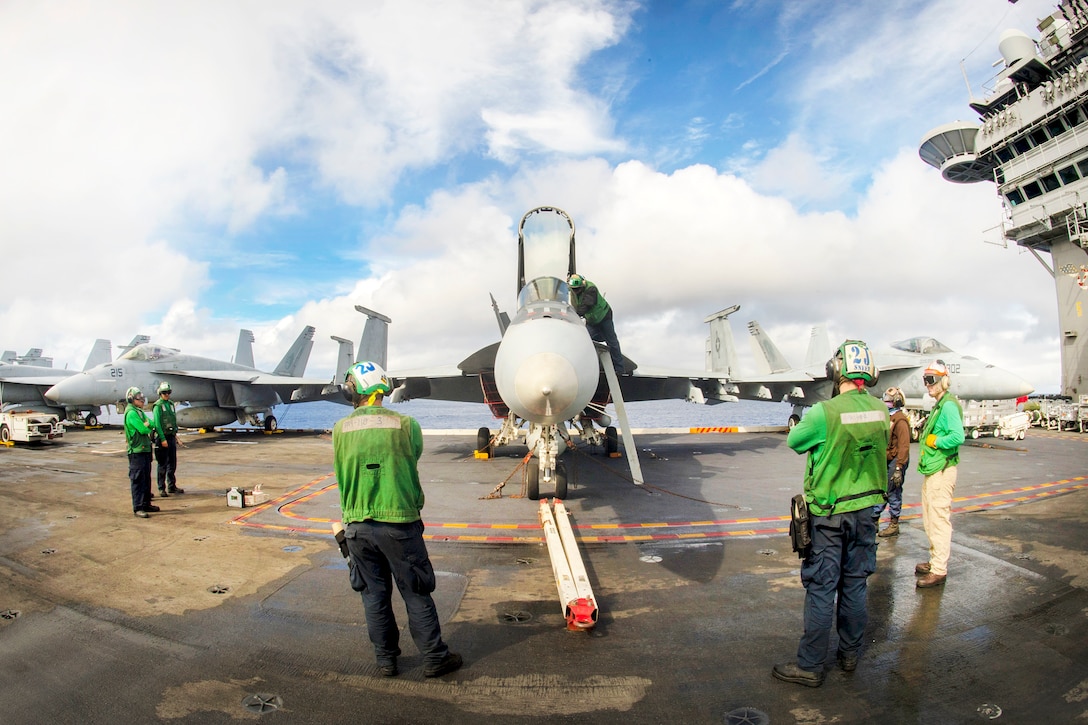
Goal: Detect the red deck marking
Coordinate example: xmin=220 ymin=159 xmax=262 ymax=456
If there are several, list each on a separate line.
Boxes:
xmin=228 ymin=472 xmax=1088 ymax=543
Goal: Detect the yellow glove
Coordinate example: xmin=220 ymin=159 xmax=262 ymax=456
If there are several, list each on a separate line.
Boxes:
xmin=925 ymin=434 xmax=937 ymax=448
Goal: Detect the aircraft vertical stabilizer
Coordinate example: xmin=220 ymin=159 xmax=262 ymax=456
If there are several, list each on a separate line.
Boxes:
xmin=331 ymin=336 xmax=354 ymax=381
xmin=273 ymin=326 xmax=315 ymax=377
xmin=235 ymin=330 xmax=256 ymax=368
xmin=704 ymin=305 xmax=741 ymax=377
xmin=83 ymin=340 xmax=112 ymax=370
xmin=802 ymin=325 xmax=832 ymax=370
xmin=747 ymin=321 xmax=791 ymax=374
xmin=355 ymin=305 xmax=391 ymax=369
xmin=118 ymin=335 xmax=150 ymax=356
xmin=1 ymin=351 xmax=15 ymax=364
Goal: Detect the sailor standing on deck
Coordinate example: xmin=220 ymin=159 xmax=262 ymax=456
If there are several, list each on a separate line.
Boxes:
xmin=124 ymin=387 xmax=159 ymax=518
xmin=773 ymin=341 xmax=889 ymax=687
xmin=152 ymin=381 xmax=184 ymax=497
xmin=333 ymin=361 xmax=462 ymax=679
xmin=915 ymin=361 xmax=965 ymax=588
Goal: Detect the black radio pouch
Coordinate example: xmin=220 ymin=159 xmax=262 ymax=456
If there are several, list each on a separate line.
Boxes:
xmin=789 ymin=494 xmax=812 ymax=559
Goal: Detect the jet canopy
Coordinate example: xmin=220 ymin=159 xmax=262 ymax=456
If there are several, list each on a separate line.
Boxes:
xmin=890 ymin=337 xmax=953 ymax=355
xmin=518 ymin=206 xmax=575 ymax=293
xmin=517 ymin=276 xmax=572 ymax=311
xmin=120 ymin=343 xmax=181 ymax=362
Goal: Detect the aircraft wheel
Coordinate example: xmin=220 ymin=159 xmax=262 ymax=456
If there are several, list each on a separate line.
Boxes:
xmin=788 ymin=414 xmax=801 ymax=429
xmin=0 ymin=425 xmax=9 ymax=444
xmin=604 ymin=426 xmax=618 ymax=455
xmin=476 ymin=427 xmax=493 ymax=457
xmin=85 ymin=413 xmax=98 ymax=427
xmin=554 ymin=464 xmax=568 ymax=499
xmin=265 ymin=415 xmax=278 ymax=432
xmin=525 ymin=463 xmax=540 ymax=500
xmin=970 ymin=428 xmax=979 ymax=439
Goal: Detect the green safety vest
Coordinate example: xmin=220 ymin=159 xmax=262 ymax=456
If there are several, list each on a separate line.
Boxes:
xmin=333 ymin=406 xmax=425 ymax=524
xmin=795 ymin=390 xmax=890 ymax=516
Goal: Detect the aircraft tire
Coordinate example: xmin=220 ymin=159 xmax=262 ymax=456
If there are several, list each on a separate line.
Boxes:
xmin=265 ymin=416 xmax=278 ymax=432
xmin=85 ymin=414 xmax=98 ymax=427
xmin=604 ymin=426 xmax=618 ymax=455
xmin=476 ymin=427 xmax=493 ymax=457
xmin=526 ymin=462 xmax=540 ymax=500
xmin=788 ymin=414 xmax=801 ymax=429
xmin=554 ymin=465 xmax=568 ymax=499
xmin=0 ymin=425 xmax=9 ymax=444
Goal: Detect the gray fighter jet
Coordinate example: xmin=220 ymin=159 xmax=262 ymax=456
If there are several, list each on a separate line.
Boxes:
xmin=364 ymin=206 xmax=719 ymax=499
xmin=0 ymin=340 xmax=114 ymax=424
xmin=700 ymin=306 xmax=1035 ymax=426
xmin=45 ymin=327 xmax=327 ymax=430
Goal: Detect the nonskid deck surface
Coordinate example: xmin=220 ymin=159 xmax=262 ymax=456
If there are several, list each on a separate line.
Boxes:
xmin=1 ymin=425 xmax=1087 ymax=724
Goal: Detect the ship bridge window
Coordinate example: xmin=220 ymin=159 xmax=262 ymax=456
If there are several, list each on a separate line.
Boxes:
xmin=1078 ymin=159 xmax=1088 ymax=177
xmin=1013 ymin=137 xmax=1033 ymax=155
xmin=1005 ymin=189 xmax=1025 ymax=206
xmin=1065 ymin=106 xmax=1086 ymax=127
xmin=1046 ymin=118 xmax=1069 ymax=137
xmin=996 ymin=147 xmax=1015 ymax=163
xmin=1041 ymin=173 xmax=1061 ymax=192
xmin=1059 ymin=165 xmax=1080 ymax=185
xmin=1023 ymin=180 xmax=1044 ymax=199
xmin=1030 ymin=128 xmax=1050 ymax=146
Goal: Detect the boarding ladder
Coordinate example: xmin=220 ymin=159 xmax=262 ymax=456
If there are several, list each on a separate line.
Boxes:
xmin=478 ymin=371 xmax=509 ymax=418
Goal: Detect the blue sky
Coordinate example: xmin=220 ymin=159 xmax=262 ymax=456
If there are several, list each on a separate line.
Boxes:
xmin=1 ymin=0 xmax=1064 ymax=393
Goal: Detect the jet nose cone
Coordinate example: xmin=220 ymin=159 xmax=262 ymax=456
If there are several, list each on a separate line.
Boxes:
xmin=45 ymin=373 xmax=96 ymax=405
xmin=514 ymin=352 xmax=578 ymax=419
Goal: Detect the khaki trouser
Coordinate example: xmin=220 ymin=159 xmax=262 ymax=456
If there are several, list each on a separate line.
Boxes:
xmin=921 ymin=465 xmax=957 ymax=576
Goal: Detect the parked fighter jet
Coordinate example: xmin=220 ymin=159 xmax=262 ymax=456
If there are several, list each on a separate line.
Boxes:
xmin=0 ymin=340 xmax=114 ymax=424
xmin=700 ymin=307 xmax=1034 ymax=425
xmin=45 ymin=327 xmax=327 ymax=430
xmin=363 ymin=206 xmax=716 ymax=499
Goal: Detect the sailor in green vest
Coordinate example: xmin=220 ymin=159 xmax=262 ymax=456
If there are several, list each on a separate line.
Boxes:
xmin=773 ymin=340 xmax=889 ymax=687
xmin=123 ymin=386 xmax=159 ymax=518
xmin=567 ymin=273 xmax=624 ymax=375
xmin=333 ymin=361 xmax=462 ymax=679
xmin=151 ymin=381 xmax=185 ymax=497
xmin=914 ymin=360 xmax=964 ymax=589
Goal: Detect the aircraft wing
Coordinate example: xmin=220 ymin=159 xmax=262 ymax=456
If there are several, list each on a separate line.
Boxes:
xmin=0 ymin=374 xmax=70 ymax=386
xmin=160 ymin=369 xmax=333 ymax=387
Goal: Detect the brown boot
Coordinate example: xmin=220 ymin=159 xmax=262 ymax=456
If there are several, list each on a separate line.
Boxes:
xmin=878 ymin=518 xmax=899 ymax=538
xmin=916 ymin=572 xmax=947 ymax=588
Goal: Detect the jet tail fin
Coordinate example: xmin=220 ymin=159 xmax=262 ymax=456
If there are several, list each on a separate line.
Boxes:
xmin=747 ymin=321 xmax=791 ymax=374
xmin=1 ymin=351 xmax=15 ymax=363
xmin=273 ymin=326 xmax=315 ymax=377
xmin=803 ymin=325 xmax=832 ymax=369
xmin=235 ymin=329 xmax=256 ymax=368
xmin=490 ymin=293 xmax=510 ymax=335
xmin=331 ymin=336 xmax=355 ymax=382
xmin=355 ymin=305 xmax=391 ymax=369
xmin=704 ymin=305 xmax=741 ymax=377
xmin=83 ymin=340 xmax=112 ymax=370
xmin=118 ymin=335 xmax=150 ymax=356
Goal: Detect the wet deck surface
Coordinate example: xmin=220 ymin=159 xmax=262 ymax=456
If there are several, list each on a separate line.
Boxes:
xmin=1 ymin=425 xmax=1086 ymax=723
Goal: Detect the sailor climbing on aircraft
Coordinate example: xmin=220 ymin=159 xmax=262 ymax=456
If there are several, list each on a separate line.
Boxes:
xmin=567 ymin=273 xmax=624 ymax=375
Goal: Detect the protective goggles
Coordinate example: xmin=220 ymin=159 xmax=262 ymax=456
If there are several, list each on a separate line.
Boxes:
xmin=922 ymin=374 xmax=941 ymax=386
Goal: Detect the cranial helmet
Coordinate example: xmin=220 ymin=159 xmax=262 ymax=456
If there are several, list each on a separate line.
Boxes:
xmin=883 ymin=387 xmax=905 ymax=409
xmin=345 ymin=361 xmax=392 ymax=398
xmin=158 ymin=381 xmax=172 ymax=394
xmin=567 ymin=273 xmax=586 ymax=289
xmin=826 ymin=339 xmax=879 ymax=388
xmin=126 ymin=386 xmax=143 ymax=403
xmin=923 ymin=359 xmax=950 ymax=391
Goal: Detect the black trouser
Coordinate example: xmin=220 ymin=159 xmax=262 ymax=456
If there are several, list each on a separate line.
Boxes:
xmin=128 ymin=452 xmax=152 ymax=512
xmin=155 ymin=435 xmax=178 ymax=491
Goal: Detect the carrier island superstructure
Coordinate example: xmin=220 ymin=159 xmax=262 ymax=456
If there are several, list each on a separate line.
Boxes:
xmin=920 ymin=0 xmax=1088 ymax=397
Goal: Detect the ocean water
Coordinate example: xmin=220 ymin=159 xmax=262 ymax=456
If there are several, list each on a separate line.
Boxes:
xmin=94 ymin=397 xmax=794 ymax=431
xmin=265 ymin=397 xmax=794 ymax=431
